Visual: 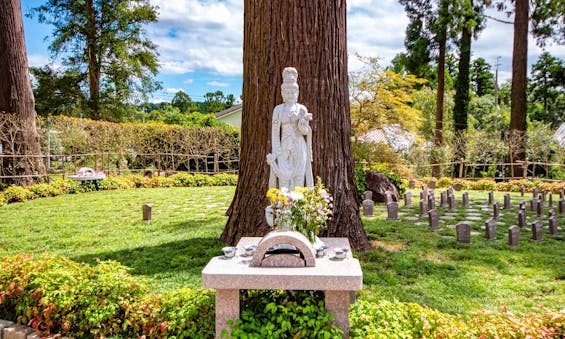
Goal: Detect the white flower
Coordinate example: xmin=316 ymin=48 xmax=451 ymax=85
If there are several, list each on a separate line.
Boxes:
xmin=290 ymin=191 xmax=304 ymax=201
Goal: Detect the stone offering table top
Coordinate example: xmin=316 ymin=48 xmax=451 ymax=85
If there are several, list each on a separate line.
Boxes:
xmin=202 ymin=237 xmax=362 ymax=338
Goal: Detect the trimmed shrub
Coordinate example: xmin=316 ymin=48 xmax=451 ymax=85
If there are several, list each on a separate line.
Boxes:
xmin=229 ymin=290 xmax=342 ymax=338
xmin=2 ymin=186 xmax=35 ymax=203
xmin=436 ymin=177 xmax=453 ymax=188
xmin=0 ymin=193 xmax=5 ymax=206
xmin=29 ymin=183 xmax=62 ymax=197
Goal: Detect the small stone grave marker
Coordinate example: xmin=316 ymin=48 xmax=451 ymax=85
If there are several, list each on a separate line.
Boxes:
xmin=420 ymin=191 xmax=426 ymax=201
xmin=408 ymin=179 xmax=415 ymax=189
xmin=532 ymin=221 xmax=543 ymax=242
xmin=440 ymin=191 xmax=447 ymax=207
xmin=143 ymin=204 xmax=152 ymax=221
xmin=503 ymin=193 xmax=511 ymax=210
xmin=548 ymin=192 xmax=553 ymax=207
xmin=387 ymin=202 xmax=399 ymax=220
xmin=541 ymin=190 xmax=547 ymax=201
xmin=518 ymin=209 xmax=526 ymax=228
xmin=536 ymin=199 xmax=543 ymax=217
xmin=428 ymin=195 xmax=436 ymax=211
xmin=364 ymin=191 xmax=373 ymax=201
xmin=462 ymin=192 xmax=470 ymax=208
xmin=428 ymin=209 xmax=440 ymax=231
xmin=560 ymin=199 xmax=565 ymax=214
xmin=448 ymin=194 xmax=455 ymax=210
xmin=429 ymin=180 xmax=436 ymax=189
xmin=533 ymin=188 xmax=538 ymax=198
xmin=453 ymin=183 xmax=462 ymax=191
xmin=560 ymin=190 xmax=564 ymax=200
xmin=385 ymin=191 xmax=393 ymax=204
xmin=520 ymin=185 xmax=525 ymax=196
xmin=362 ymin=198 xmax=374 ymax=218
xmin=508 ymin=226 xmax=520 ymax=247
xmin=447 ymin=186 xmax=454 ymax=197
xmin=519 ymin=201 xmax=526 ymax=211
xmin=548 ymin=209 xmax=555 ymax=218
xmin=530 ymin=199 xmax=536 ymax=211
xmin=548 ymin=217 xmax=559 ymax=236
xmin=488 ymin=191 xmax=494 ymax=205
xmin=456 ymin=222 xmax=471 ymax=244
xmin=419 ymin=199 xmax=428 ymax=217
xmin=493 ymin=202 xmax=500 ymax=219
xmin=404 ymin=192 xmax=412 ymax=207
xmin=485 ymin=218 xmax=496 ymax=240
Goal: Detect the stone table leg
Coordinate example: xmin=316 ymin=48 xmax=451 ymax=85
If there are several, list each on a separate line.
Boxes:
xmin=325 ymin=290 xmax=351 ymax=338
xmin=215 ymin=289 xmax=240 ymax=339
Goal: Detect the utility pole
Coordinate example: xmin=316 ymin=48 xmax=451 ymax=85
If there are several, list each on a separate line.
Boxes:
xmin=494 ymin=56 xmax=501 ymax=106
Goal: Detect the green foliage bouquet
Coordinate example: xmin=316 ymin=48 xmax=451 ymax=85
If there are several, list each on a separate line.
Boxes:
xmin=266 ymin=178 xmax=333 ymax=242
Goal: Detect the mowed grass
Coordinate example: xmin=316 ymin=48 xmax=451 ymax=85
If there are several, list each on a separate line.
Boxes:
xmin=0 ymin=187 xmax=563 ymax=315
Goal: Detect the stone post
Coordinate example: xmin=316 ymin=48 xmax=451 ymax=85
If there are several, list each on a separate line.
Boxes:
xmin=428 ymin=209 xmax=440 ymax=231
xmin=456 ymin=222 xmax=471 ymax=244
xmin=143 ymin=204 xmax=152 ymax=221
xmin=532 ymin=221 xmax=543 ymax=242
xmin=485 ymin=218 xmax=496 ymax=241
xmin=508 ymin=226 xmax=520 ymax=247
xmin=503 ymin=193 xmax=511 ymax=210
xmin=518 ymin=210 xmax=526 ymax=228
xmin=548 ymin=217 xmax=559 ymax=236
xmin=404 ymin=192 xmax=412 ymax=207
xmin=488 ymin=191 xmax=494 ymax=206
xmin=493 ymin=202 xmax=500 ymax=219
xmin=462 ymin=192 xmax=470 ymax=209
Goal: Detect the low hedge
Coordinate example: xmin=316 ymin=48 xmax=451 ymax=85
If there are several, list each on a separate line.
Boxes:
xmin=415 ymin=178 xmax=565 ymax=193
xmin=0 ymin=173 xmax=238 ymax=205
xmin=1 ymin=254 xmax=563 ymax=338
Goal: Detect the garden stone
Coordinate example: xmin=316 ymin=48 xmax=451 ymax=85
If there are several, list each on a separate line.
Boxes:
xmin=143 ymin=204 xmax=152 ymax=221
xmin=448 ymin=195 xmax=455 ymax=210
xmin=362 ymin=198 xmax=374 ymax=218
xmin=387 ymin=202 xmax=399 ymax=220
xmin=488 ymin=191 xmax=494 ymax=205
xmin=536 ymin=199 xmax=543 ymax=217
xmin=493 ymin=202 xmax=500 ymax=219
xmin=503 ymin=193 xmax=511 ymax=210
xmin=508 ymin=226 xmax=520 ymax=247
xmin=419 ymin=199 xmax=428 ymax=217
xmin=518 ymin=210 xmax=526 ymax=228
xmin=363 ymin=191 xmax=373 ymax=201
xmin=428 ymin=195 xmax=436 ymax=211
xmin=520 ymin=185 xmax=525 ymax=196
xmin=462 ymin=192 xmax=470 ymax=208
xmin=456 ymin=222 xmax=471 ymax=244
xmin=365 ymin=170 xmax=399 ymax=203
xmin=467 ymin=216 xmax=483 ymax=221
xmin=429 ymin=180 xmax=436 ymax=189
xmin=485 ymin=218 xmax=496 ymax=240
xmin=428 ymin=209 xmax=440 ymax=231
xmin=549 ymin=217 xmax=559 ymax=236
xmin=408 ymin=179 xmax=415 ymax=189
xmin=454 ymin=183 xmax=462 ymax=191
xmin=404 ymin=192 xmax=412 ymax=207
xmin=532 ymin=221 xmax=543 ymax=242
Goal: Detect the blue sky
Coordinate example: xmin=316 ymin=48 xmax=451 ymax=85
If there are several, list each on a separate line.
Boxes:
xmin=22 ymin=0 xmax=565 ymax=104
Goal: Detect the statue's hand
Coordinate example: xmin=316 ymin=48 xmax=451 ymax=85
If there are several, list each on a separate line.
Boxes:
xmin=266 ymin=153 xmax=276 ymax=165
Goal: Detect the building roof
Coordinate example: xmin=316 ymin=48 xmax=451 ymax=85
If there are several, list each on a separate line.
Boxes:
xmin=216 ymin=104 xmax=242 ymax=119
xmin=358 ymin=124 xmax=416 ymax=152
xmin=554 ymin=123 xmax=565 ymax=147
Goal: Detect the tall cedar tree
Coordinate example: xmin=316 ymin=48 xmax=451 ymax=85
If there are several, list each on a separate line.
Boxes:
xmin=0 ymin=0 xmax=45 ymax=185
xmin=31 ymin=0 xmax=159 ymax=120
xmin=431 ymin=0 xmax=450 ymax=178
xmin=509 ymin=0 xmax=528 ymax=177
xmin=221 ymin=0 xmax=371 ymax=251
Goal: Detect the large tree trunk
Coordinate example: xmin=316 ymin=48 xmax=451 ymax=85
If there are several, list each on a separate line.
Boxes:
xmin=510 ymin=0 xmax=528 ymax=178
xmin=221 ymin=0 xmax=371 ymax=251
xmin=453 ymin=9 xmax=473 ymax=177
xmin=0 ymin=0 xmax=45 ymax=185
xmin=432 ymin=0 xmax=449 ymax=178
xmin=86 ymin=0 xmax=101 ymax=120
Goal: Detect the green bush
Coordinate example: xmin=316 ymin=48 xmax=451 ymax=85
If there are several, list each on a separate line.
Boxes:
xmin=2 ymin=186 xmax=35 ymax=203
xmin=98 ymin=176 xmax=137 ymax=190
xmin=354 ymin=165 xmax=366 ymax=201
xmin=436 ymin=177 xmax=453 ymax=188
xmin=0 ymin=193 xmax=5 ymax=206
xmin=228 ymin=290 xmax=342 ymax=338
xmin=29 ymin=183 xmax=62 ymax=197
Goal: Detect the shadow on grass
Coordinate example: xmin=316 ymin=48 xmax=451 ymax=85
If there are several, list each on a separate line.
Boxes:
xmin=72 ymin=236 xmax=224 ymax=277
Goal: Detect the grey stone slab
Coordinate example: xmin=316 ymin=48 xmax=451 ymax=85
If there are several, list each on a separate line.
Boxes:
xmin=440 ymin=216 xmax=456 ymax=220
xmin=466 ymin=216 xmax=483 ymax=221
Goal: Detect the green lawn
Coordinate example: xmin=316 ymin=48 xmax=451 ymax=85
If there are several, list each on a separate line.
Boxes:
xmin=0 ymin=187 xmax=563 ymax=315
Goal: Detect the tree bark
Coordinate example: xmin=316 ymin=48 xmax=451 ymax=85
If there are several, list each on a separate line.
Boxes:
xmin=86 ymin=0 xmax=101 ymax=119
xmin=453 ymin=7 xmax=473 ymax=177
xmin=221 ymin=0 xmax=371 ymax=251
xmin=0 ymin=0 xmax=45 ymax=185
xmin=510 ymin=0 xmax=528 ymax=177
xmin=432 ymin=0 xmax=449 ymax=178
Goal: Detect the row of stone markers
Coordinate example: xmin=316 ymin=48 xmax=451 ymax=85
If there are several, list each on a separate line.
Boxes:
xmin=362 ymin=184 xmax=563 ymax=247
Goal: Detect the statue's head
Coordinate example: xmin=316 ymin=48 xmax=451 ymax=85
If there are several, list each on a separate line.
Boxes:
xmin=281 ymin=67 xmax=299 ymax=103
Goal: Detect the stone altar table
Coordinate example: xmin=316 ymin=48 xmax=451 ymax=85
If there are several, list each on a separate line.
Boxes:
xmin=202 ymin=237 xmax=363 ymax=338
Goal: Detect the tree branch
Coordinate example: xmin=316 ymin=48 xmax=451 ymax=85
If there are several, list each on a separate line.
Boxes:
xmin=485 ymin=14 xmax=514 ymax=25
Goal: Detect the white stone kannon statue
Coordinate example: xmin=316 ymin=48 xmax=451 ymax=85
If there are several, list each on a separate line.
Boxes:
xmin=266 ymin=67 xmax=314 ymax=189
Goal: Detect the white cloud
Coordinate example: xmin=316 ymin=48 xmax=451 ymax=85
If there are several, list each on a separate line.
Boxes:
xmin=207 ymin=81 xmax=229 ymax=87
xmin=148 ymin=97 xmax=168 ymax=104
xmin=183 ymin=78 xmax=194 ymax=85
xmin=27 ymin=54 xmax=58 ymax=68
xmin=163 ymin=87 xmax=184 ymax=94
xmin=149 ymin=0 xmax=243 ymax=76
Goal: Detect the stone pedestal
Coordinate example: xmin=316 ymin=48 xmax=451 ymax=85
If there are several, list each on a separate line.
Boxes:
xmin=202 ymin=237 xmax=362 ymax=338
